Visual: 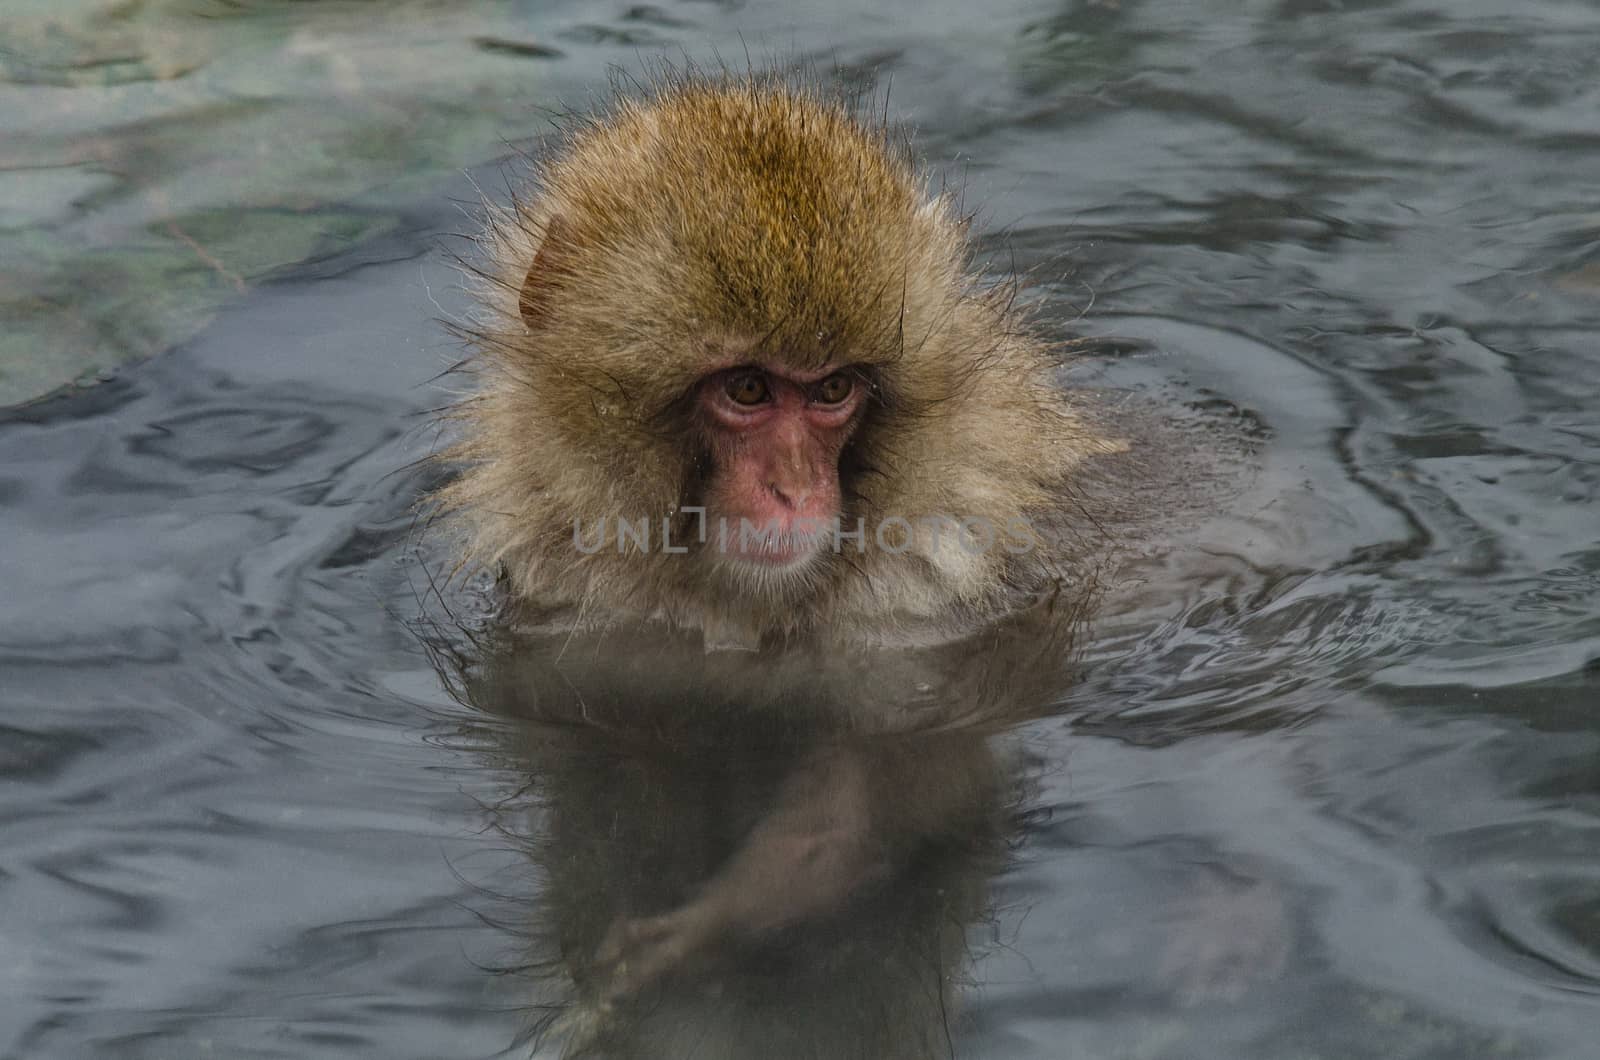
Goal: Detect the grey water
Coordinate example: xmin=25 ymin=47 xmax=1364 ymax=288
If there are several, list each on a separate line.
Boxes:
xmin=3 ymin=1 xmax=1599 ymax=1058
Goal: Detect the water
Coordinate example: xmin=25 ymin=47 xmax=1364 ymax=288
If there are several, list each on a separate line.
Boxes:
xmin=3 ymin=1 xmax=1599 ymax=1057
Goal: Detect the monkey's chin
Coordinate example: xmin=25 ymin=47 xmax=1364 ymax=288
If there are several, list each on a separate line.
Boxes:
xmin=732 ymin=539 xmax=819 ymax=567
xmin=719 ymin=540 xmax=822 ymax=572
xmin=708 ymin=535 xmax=828 ymax=591
xmin=711 ymin=517 xmax=832 ymax=568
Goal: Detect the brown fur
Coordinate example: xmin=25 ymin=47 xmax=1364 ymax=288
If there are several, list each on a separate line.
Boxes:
xmin=435 ymin=70 xmax=1117 ymax=646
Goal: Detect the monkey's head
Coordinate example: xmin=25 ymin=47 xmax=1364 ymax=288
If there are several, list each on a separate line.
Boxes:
xmin=441 ymin=74 xmax=1112 ymax=645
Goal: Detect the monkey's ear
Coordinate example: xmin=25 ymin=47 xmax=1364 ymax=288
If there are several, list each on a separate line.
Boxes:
xmin=518 ymin=215 xmax=570 ymax=330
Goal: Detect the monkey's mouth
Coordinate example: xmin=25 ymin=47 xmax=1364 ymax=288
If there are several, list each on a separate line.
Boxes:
xmin=717 ymin=518 xmax=831 ymax=567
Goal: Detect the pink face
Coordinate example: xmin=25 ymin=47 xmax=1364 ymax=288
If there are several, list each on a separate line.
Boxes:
xmin=696 ymin=364 xmax=867 ymax=567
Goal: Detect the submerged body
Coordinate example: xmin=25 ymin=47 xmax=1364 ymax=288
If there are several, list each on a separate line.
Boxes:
xmin=455 ymin=627 xmax=1016 ymax=1060
xmin=439 ymin=73 xmax=1119 ymax=646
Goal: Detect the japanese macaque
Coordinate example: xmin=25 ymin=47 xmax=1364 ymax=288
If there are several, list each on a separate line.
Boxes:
xmin=425 ymin=64 xmax=1284 ymax=1060
xmin=437 ymin=71 xmax=1121 ymax=647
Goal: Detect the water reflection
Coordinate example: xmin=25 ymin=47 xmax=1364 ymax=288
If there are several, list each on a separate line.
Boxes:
xmin=437 ymin=604 xmax=1081 ymax=1058
xmin=3 ymin=0 xmax=1600 ymax=1054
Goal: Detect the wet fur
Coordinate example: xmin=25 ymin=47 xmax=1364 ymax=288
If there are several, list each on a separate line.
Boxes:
xmin=434 ymin=68 xmax=1117 ymax=645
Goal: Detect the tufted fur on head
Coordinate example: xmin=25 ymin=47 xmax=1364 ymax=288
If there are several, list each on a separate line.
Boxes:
xmin=434 ymin=68 xmax=1118 ymax=647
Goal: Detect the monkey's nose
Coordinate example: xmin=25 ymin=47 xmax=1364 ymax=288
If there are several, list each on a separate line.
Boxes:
xmin=768 ymin=481 xmax=812 ymax=510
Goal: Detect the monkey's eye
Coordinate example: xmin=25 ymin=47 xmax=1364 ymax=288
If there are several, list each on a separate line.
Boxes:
xmin=813 ymin=373 xmax=854 ymax=405
xmin=725 ymin=373 xmax=771 ymax=406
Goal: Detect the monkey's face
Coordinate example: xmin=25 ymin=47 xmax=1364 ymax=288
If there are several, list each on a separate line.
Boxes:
xmin=692 ymin=362 xmax=868 ymax=578
xmin=445 ymin=81 xmax=1096 ymax=640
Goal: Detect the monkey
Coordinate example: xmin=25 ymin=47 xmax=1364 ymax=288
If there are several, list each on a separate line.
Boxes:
xmin=422 ymin=66 xmax=1284 ymax=1059
xmin=435 ymin=69 xmax=1124 ymax=649
xmin=420 ymin=67 xmax=1114 ymax=1054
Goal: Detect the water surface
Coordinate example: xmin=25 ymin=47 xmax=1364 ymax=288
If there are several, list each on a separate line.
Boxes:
xmin=2 ymin=1 xmax=1598 ymax=1058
